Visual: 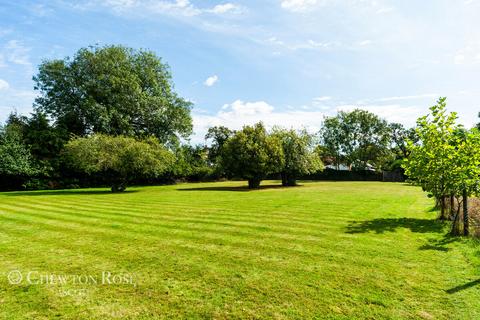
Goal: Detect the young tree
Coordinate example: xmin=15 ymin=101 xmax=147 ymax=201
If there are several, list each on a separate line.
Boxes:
xmin=64 ymin=134 xmax=174 ymax=192
xmin=34 ymin=45 xmax=193 ymax=146
xmin=272 ymin=128 xmax=324 ymax=186
xmin=449 ymin=128 xmax=480 ymax=235
xmin=221 ymin=123 xmax=283 ymax=189
xmin=403 ymin=98 xmax=463 ymax=221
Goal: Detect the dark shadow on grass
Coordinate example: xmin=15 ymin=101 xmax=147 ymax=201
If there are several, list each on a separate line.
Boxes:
xmin=346 ymin=218 xmax=445 ymax=234
xmin=418 ymin=235 xmax=460 ymax=252
xmin=3 ymin=190 xmax=139 ymax=196
xmin=446 ymin=279 xmax=480 ymax=294
xmin=178 ymin=184 xmax=303 ymax=192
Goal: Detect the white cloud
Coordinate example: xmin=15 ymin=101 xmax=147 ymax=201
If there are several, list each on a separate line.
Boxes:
xmin=281 ymin=0 xmax=318 ymax=12
xmin=375 ymin=94 xmax=438 ymax=102
xmin=313 ymin=96 xmax=332 ymax=102
xmin=192 ymin=99 xmax=324 ymax=143
xmin=266 ymin=37 xmax=341 ymax=51
xmin=204 ymin=75 xmax=219 ymax=87
xmin=208 ymin=3 xmax=241 ymax=14
xmin=2 ymin=40 xmax=32 ymax=67
xmin=357 ymin=40 xmax=372 ymax=46
xmin=376 ymin=7 xmax=393 ymax=14
xmin=0 ymin=79 xmax=9 ymax=90
xmin=85 ymin=0 xmax=243 ymax=17
xmin=453 ymin=43 xmax=480 ymax=65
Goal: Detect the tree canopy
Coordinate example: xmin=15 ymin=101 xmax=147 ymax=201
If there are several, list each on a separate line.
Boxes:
xmin=403 ymin=98 xmax=480 ymax=235
xmin=0 ymin=124 xmax=37 ymax=178
xmin=221 ymin=123 xmax=284 ymax=189
xmin=33 ymin=45 xmax=193 ymax=146
xmin=272 ymin=128 xmax=324 ymax=186
xmin=321 ymin=109 xmax=392 ymax=170
xmin=64 ymin=134 xmax=174 ymax=192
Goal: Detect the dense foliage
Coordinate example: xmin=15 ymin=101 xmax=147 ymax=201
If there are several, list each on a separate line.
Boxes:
xmin=33 ymin=45 xmax=193 ymax=146
xmin=65 ymin=134 xmax=174 ymax=192
xmin=0 ymin=124 xmax=37 ymax=178
xmin=220 ymin=123 xmax=284 ymax=188
xmin=403 ymin=98 xmax=480 ymax=236
xmin=272 ymin=128 xmax=324 ymax=186
xmin=321 ymin=109 xmax=392 ymax=171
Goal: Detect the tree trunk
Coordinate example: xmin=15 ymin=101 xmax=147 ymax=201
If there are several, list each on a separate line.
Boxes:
xmin=440 ymin=195 xmax=447 ymax=220
xmin=451 ymin=200 xmax=461 ymax=236
xmin=463 ymin=189 xmax=469 ymax=236
xmin=450 ymin=193 xmax=455 ymax=219
xmin=281 ymin=172 xmax=297 ymax=187
xmin=248 ymin=178 xmax=261 ymax=189
xmin=111 ymin=183 xmax=126 ymax=192
xmin=287 ymin=176 xmax=297 ymax=186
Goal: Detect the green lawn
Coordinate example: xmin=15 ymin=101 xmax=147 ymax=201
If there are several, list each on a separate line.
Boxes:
xmin=0 ymin=181 xmax=479 ymax=319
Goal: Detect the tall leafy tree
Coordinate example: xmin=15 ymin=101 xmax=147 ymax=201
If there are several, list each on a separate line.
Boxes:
xmin=64 ymin=134 xmax=174 ymax=192
xmin=221 ymin=123 xmax=283 ymax=189
xmin=403 ymin=98 xmax=462 ymax=221
xmin=33 ymin=45 xmax=193 ymax=146
xmin=321 ymin=109 xmax=392 ymax=170
xmin=272 ymin=128 xmax=324 ymax=186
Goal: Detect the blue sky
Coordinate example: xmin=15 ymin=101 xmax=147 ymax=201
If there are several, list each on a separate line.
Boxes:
xmin=1 ymin=0 xmax=480 ymax=143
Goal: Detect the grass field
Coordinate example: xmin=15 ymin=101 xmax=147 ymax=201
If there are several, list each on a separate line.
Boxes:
xmin=0 ymin=181 xmax=479 ymax=319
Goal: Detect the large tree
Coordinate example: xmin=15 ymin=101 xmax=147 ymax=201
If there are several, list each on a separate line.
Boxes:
xmin=272 ymin=128 xmax=324 ymax=186
xmin=33 ymin=45 xmax=193 ymax=146
xmin=221 ymin=123 xmax=283 ymax=189
xmin=64 ymin=134 xmax=174 ymax=192
xmin=321 ymin=109 xmax=392 ymax=170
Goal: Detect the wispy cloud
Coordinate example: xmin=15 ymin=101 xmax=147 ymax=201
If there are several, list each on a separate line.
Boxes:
xmin=281 ymin=0 xmax=319 ymax=12
xmin=1 ymin=40 xmax=32 ymax=67
xmin=75 ymin=0 xmax=243 ymax=17
xmin=453 ymin=42 xmax=480 ymax=65
xmin=374 ymin=94 xmax=439 ymax=102
xmin=0 ymin=79 xmax=9 ymax=90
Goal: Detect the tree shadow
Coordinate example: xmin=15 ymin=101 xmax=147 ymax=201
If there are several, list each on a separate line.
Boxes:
xmin=418 ymin=236 xmax=460 ymax=252
xmin=346 ymin=218 xmax=445 ymax=234
xmin=446 ymin=279 xmax=480 ymax=294
xmin=178 ymin=184 xmax=303 ymax=192
xmin=3 ymin=190 xmax=139 ymax=196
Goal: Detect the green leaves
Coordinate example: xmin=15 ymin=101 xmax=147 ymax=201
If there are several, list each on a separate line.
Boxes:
xmin=272 ymin=127 xmax=324 ymax=179
xmin=34 ymin=45 xmax=193 ymax=146
xmin=321 ymin=109 xmax=392 ymax=170
xmin=403 ymin=97 xmax=480 ymax=200
xmin=64 ymin=134 xmax=175 ymax=190
xmin=220 ymin=123 xmax=284 ymax=186
xmin=0 ymin=124 xmax=37 ymax=177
